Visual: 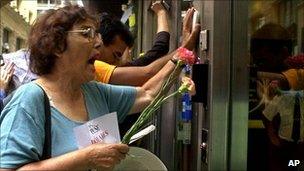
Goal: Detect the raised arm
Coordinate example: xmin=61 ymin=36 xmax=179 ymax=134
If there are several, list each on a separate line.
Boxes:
xmin=110 ymin=8 xmax=200 ymax=86
xmin=126 ymin=31 xmax=170 ymax=66
xmin=125 ymin=1 xmax=170 ymax=66
xmin=257 ymin=71 xmax=290 ymax=90
xmin=128 ymin=58 xmax=180 ymax=114
xmin=110 ymin=51 xmax=174 ymax=86
xmin=152 ymin=1 xmax=169 ymax=33
xmin=128 ymin=8 xmax=200 ymax=114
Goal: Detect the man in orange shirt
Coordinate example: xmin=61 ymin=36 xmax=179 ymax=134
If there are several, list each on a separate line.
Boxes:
xmin=95 ymin=7 xmax=199 ymax=87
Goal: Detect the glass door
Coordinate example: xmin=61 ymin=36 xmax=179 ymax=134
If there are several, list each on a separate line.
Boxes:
xmin=247 ymin=0 xmax=304 ymax=171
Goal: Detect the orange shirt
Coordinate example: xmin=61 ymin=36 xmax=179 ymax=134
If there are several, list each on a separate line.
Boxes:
xmin=94 ymin=60 xmax=116 ymax=83
xmin=282 ymin=69 xmax=304 ymax=90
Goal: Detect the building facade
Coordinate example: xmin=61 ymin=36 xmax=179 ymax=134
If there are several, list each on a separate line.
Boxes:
xmin=0 ymin=0 xmax=83 ymax=53
xmin=0 ymin=2 xmax=30 ymax=53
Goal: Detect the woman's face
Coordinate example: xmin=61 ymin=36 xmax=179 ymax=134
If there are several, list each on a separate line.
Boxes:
xmin=59 ymin=19 xmax=101 ymax=83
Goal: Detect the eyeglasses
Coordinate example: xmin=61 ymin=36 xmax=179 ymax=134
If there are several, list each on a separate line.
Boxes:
xmin=68 ymin=28 xmax=101 ymax=40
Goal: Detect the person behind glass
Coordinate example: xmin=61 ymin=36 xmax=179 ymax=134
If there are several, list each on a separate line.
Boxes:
xmin=251 ymin=23 xmax=291 ymax=73
xmin=0 ymin=4 xmax=195 ymax=170
xmin=262 ymin=54 xmax=304 ymax=171
xmin=263 ymin=85 xmax=304 ymax=171
xmin=250 ymin=23 xmax=303 ymax=171
xmin=249 ymin=23 xmax=292 ymax=116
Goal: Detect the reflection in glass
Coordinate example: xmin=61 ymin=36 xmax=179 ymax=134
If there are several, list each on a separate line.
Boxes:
xmin=248 ymin=1 xmax=304 ymax=171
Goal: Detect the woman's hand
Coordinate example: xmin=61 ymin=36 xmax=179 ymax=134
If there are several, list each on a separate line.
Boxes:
xmin=0 ymin=62 xmax=14 ymax=91
xmin=87 ymin=143 xmax=129 ymax=170
xmin=17 ymin=143 xmax=129 ymax=170
xmin=181 ymin=8 xmax=201 ymax=50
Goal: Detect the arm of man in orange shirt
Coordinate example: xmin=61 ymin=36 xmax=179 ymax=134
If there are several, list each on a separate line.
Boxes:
xmin=95 ymin=8 xmax=200 ymax=86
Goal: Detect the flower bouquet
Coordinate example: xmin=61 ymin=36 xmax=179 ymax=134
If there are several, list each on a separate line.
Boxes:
xmin=284 ymin=53 xmax=304 ymax=69
xmin=121 ymin=47 xmax=196 ymax=144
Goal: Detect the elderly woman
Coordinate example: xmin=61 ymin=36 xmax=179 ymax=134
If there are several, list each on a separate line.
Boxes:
xmin=0 ymin=5 xmax=196 ymax=170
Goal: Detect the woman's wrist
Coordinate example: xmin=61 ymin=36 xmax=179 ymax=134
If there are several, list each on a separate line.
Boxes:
xmin=170 ymin=57 xmax=178 ymax=65
xmin=157 ymin=10 xmax=167 ymax=17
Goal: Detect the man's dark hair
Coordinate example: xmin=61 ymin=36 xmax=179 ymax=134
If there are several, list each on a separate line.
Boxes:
xmin=250 ymin=23 xmax=292 ymax=72
xmin=99 ymin=13 xmax=134 ymax=47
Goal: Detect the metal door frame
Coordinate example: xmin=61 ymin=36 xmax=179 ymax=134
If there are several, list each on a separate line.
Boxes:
xmin=203 ymin=0 xmax=249 ymax=170
xmin=204 ymin=1 xmax=231 ymax=170
xmin=229 ymin=1 xmax=249 ymax=170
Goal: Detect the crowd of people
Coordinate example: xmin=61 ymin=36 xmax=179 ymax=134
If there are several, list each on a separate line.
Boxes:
xmin=1 ymin=1 xmax=303 ymax=171
xmin=0 ymin=2 xmax=200 ymax=170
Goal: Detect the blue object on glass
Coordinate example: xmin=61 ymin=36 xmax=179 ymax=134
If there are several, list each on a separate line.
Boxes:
xmin=183 ymin=64 xmax=191 ymax=75
xmin=182 ymin=92 xmax=192 ymax=121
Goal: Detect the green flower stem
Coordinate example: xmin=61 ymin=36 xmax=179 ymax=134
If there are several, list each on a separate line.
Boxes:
xmin=136 ymin=71 xmax=179 ymax=126
xmin=162 ymin=91 xmax=179 ymax=102
xmin=137 ymin=91 xmax=180 ymax=131
xmin=160 ymin=62 xmax=182 ymax=91
xmin=138 ymin=81 xmax=169 ymax=119
xmin=122 ymin=95 xmax=165 ymax=143
xmin=130 ymin=97 xmax=164 ymax=134
xmin=122 ymin=61 xmax=184 ymax=144
xmin=122 ymin=98 xmax=163 ymax=144
xmin=137 ymin=96 xmax=165 ymax=127
xmin=122 ymin=93 xmax=174 ymax=144
xmin=122 ymin=92 xmax=174 ymax=144
xmin=122 ymin=93 xmax=171 ymax=143
xmin=136 ymin=96 xmax=165 ymax=126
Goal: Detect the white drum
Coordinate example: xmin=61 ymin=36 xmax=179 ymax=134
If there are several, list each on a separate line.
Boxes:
xmin=115 ymin=147 xmax=167 ymax=171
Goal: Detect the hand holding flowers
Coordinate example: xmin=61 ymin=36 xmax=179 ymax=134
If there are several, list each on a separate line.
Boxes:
xmin=122 ymin=47 xmax=196 ymax=144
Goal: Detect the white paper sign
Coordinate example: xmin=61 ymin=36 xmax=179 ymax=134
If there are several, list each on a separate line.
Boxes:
xmin=3 ymin=50 xmax=38 ymax=83
xmin=73 ymin=112 xmax=120 ymax=149
xmin=120 ymin=6 xmax=133 ymax=24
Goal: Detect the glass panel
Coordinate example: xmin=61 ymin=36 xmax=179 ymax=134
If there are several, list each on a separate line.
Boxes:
xmin=248 ymin=1 xmax=304 ymax=171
